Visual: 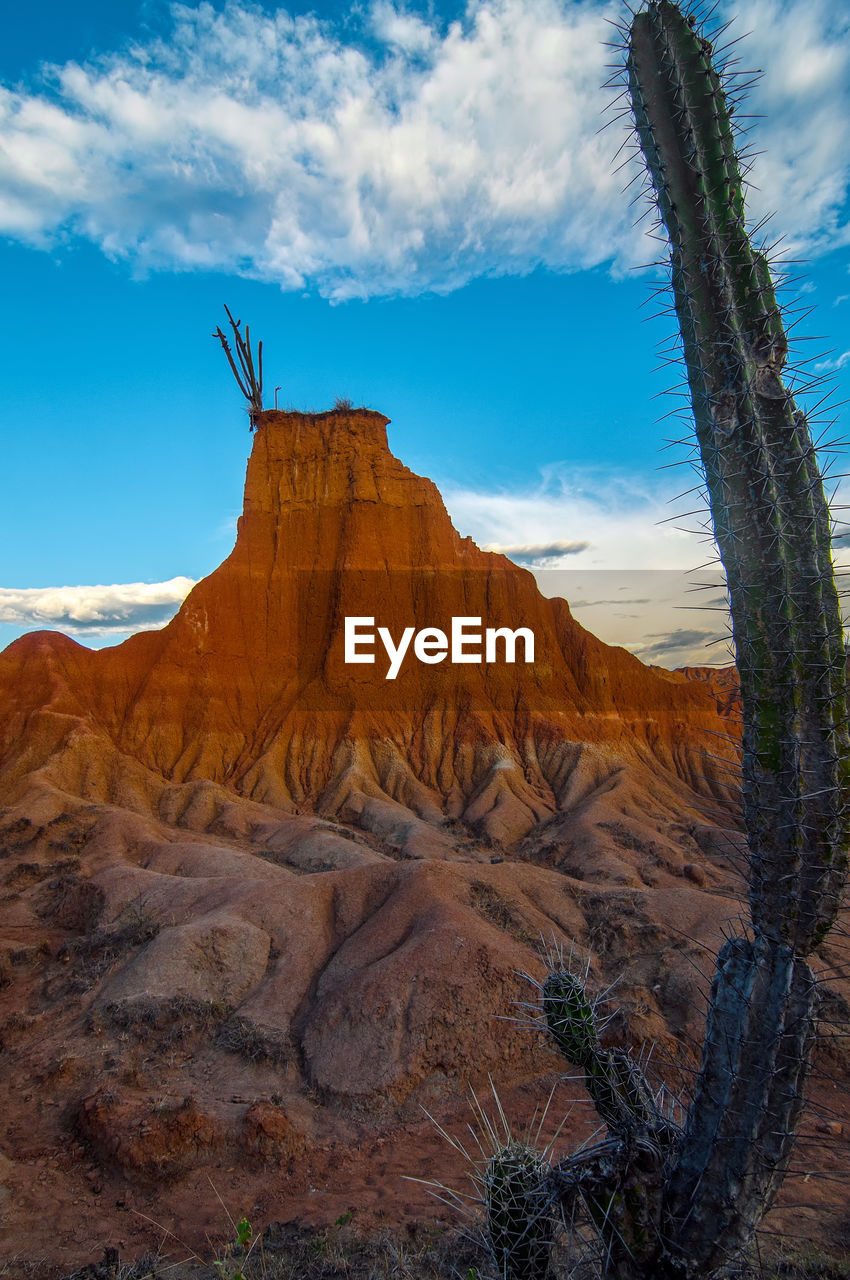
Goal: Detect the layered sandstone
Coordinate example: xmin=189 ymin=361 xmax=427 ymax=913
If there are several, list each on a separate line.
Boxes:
xmin=0 ymin=409 xmax=737 ymax=838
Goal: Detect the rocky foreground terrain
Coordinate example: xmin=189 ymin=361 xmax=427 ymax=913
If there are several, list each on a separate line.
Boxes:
xmin=0 ymin=409 xmax=846 ymax=1272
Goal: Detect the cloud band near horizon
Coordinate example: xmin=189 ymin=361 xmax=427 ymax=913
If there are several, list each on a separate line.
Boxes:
xmin=1 ymin=0 xmax=848 ymax=300
xmin=0 ymin=470 xmax=730 ymax=666
xmin=0 ymin=577 xmax=196 ymax=637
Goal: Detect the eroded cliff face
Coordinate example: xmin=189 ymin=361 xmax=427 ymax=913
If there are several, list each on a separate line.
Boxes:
xmin=0 ymin=409 xmax=791 ymax=1267
xmin=0 ymin=408 xmax=737 ymax=840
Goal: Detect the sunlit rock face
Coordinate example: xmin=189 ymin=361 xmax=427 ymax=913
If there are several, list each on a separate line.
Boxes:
xmin=0 ymin=407 xmax=736 ymax=829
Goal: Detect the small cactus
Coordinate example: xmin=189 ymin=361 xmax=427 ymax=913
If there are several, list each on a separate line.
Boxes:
xmin=541 ymin=970 xmax=599 ymax=1068
xmin=485 ymin=1142 xmax=553 ymax=1280
xmin=541 ymin=964 xmax=665 ymax=1140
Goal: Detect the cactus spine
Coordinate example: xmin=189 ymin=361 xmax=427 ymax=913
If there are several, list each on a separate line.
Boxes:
xmin=473 ymin=6 xmax=848 ymax=1279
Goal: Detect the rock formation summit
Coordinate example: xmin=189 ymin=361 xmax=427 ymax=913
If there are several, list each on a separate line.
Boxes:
xmin=0 ymin=408 xmax=755 ymax=1264
xmin=1 ymin=408 xmax=734 ymax=842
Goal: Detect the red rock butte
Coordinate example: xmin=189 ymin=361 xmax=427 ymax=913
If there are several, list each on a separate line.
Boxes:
xmin=0 ymin=408 xmax=737 ymax=838
xmin=0 ymin=407 xmax=791 ymax=1267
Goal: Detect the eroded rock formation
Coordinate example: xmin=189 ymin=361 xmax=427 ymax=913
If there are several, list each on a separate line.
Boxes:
xmin=0 ymin=409 xmax=791 ymax=1266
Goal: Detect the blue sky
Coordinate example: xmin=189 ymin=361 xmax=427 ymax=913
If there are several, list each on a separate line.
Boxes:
xmin=2 ymin=0 xmax=849 ymax=666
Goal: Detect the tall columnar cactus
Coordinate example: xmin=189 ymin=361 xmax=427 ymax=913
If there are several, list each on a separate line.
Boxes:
xmin=623 ymin=0 xmax=849 ymax=1268
xmin=478 ymin=4 xmax=849 ymax=1278
xmin=626 ymin=0 xmax=848 ymax=955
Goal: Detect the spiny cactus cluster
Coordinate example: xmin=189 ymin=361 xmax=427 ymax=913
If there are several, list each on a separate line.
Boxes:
xmin=484 ymin=954 xmax=676 ymax=1280
xmin=477 ymin=3 xmax=848 ymax=1278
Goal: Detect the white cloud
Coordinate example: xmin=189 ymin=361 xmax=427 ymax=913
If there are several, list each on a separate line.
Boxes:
xmin=546 ymin=567 xmax=734 ymax=667
xmin=630 ymin=626 xmax=729 ymax=667
xmin=3 ymin=0 xmax=845 ymax=298
xmin=443 ymin=467 xmax=712 ymax=572
xmin=814 ymin=350 xmax=850 ymax=373
xmin=445 ymin=461 xmax=850 ymax=668
xmin=442 ymin=471 xmax=739 ymax=667
xmin=370 ymin=2 xmax=438 ymax=53
xmin=483 ymin=537 xmax=590 ymax=564
xmin=0 ymin=577 xmax=195 ymax=636
xmin=0 ymin=0 xmax=631 ymax=298
xmin=724 ymin=0 xmax=850 ymax=257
